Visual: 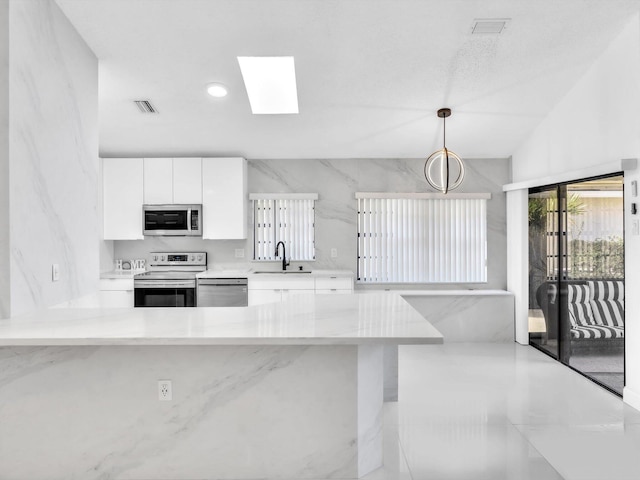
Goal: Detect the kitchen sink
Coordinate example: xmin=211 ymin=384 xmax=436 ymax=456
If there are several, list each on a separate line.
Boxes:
xmin=252 ymin=270 xmax=312 ymax=274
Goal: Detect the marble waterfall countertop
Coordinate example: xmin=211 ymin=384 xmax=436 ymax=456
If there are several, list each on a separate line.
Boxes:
xmin=0 ymin=293 xmax=442 ymax=346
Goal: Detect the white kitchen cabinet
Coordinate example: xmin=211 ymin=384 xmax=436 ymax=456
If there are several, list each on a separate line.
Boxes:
xmin=248 ymin=289 xmax=282 ymax=306
xmin=248 ymin=275 xmax=315 ymax=306
xmin=314 ymin=276 xmax=354 ymax=291
xmin=144 ymin=157 xmax=202 ymax=204
xmin=173 ymin=157 xmax=203 ymax=204
xmin=103 ymin=158 xmax=144 ymax=240
xmin=99 ymin=278 xmax=134 ymax=307
xmin=143 ymin=158 xmax=173 ymax=204
xmin=202 ymin=157 xmax=247 ymax=239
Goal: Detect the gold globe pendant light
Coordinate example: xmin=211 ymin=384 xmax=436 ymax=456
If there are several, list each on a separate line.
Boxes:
xmin=424 ymin=108 xmax=465 ymax=194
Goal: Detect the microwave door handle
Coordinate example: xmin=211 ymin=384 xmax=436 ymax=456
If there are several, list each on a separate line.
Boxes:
xmin=187 ymin=208 xmax=192 ymax=233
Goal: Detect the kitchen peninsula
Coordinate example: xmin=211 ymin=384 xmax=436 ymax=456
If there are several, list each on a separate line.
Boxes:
xmin=0 ymin=293 xmax=442 ymax=480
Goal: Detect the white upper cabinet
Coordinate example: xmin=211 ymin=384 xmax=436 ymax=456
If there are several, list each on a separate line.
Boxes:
xmin=143 ymin=158 xmax=173 ymax=204
xmin=103 ymin=158 xmax=144 ymax=240
xmin=143 ymin=158 xmax=202 ymax=204
xmin=173 ymin=157 xmax=203 ymax=204
xmin=202 ymin=157 xmax=247 ymax=239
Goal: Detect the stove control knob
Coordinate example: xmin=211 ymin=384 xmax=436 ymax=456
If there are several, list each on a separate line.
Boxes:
xmin=197 ymin=255 xmax=203 ymax=261
xmin=161 ymin=255 xmax=165 ymax=261
xmin=190 ymin=255 xmax=195 ymax=261
xmin=152 ymin=255 xmax=158 ymax=262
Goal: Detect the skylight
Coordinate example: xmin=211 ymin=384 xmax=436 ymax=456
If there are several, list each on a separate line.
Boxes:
xmin=237 ymin=56 xmax=299 ymax=114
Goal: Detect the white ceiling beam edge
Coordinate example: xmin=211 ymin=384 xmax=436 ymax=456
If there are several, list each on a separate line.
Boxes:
xmin=502 ymin=158 xmax=637 ymax=192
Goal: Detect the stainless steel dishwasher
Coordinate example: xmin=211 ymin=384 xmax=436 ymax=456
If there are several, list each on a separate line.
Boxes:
xmin=196 ymin=278 xmax=248 ymax=307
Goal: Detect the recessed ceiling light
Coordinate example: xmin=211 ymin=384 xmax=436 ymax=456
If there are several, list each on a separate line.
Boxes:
xmin=237 ymin=56 xmax=299 ymax=114
xmin=207 ymin=83 xmax=228 ymax=98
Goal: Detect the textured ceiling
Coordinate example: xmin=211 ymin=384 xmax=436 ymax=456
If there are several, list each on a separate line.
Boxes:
xmin=55 ymin=0 xmax=640 ymax=159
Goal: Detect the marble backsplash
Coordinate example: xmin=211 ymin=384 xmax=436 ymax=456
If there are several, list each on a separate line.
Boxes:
xmin=115 ymin=157 xmax=509 ymax=289
xmin=6 ymin=0 xmax=99 ymax=316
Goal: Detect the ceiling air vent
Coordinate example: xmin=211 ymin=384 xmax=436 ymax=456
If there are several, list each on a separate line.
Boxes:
xmin=134 ymin=100 xmax=158 ymax=114
xmin=471 ymin=18 xmax=510 ymax=35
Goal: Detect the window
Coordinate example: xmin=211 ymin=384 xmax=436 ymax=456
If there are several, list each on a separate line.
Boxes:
xmin=356 ymin=193 xmax=489 ymax=283
xmin=251 ymin=193 xmax=317 ymax=261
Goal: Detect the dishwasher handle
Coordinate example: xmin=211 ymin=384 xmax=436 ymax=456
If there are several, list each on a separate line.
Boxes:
xmin=198 ymin=278 xmax=248 ymax=286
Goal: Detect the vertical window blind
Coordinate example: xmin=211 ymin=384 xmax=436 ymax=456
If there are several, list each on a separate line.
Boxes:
xmin=356 ymin=193 xmax=489 ymax=283
xmin=251 ymin=194 xmax=317 ymax=261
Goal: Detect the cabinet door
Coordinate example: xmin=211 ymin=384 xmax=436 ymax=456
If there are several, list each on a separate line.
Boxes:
xmin=98 ymin=290 xmax=134 ymax=308
xmin=103 ymin=158 xmax=144 ymax=240
xmin=173 ymin=157 xmax=202 ymax=204
xmin=143 ymin=158 xmax=173 ymax=204
xmin=281 ymin=289 xmax=315 ymax=302
xmin=202 ymin=157 xmax=247 ymax=239
xmin=248 ymin=289 xmax=282 ymax=306
xmin=314 ymin=276 xmax=354 ymax=291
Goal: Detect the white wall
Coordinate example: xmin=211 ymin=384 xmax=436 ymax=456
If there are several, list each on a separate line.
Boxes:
xmin=5 ymin=0 xmax=99 ymax=316
xmin=510 ymin=15 xmax=640 ymax=409
xmin=506 ymin=189 xmax=529 ymax=345
xmin=512 ymin=16 xmax=640 ymax=181
xmin=0 ymin=0 xmax=9 ymax=318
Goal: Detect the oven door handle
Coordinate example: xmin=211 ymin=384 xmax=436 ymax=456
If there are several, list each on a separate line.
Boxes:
xmin=134 ymin=280 xmax=196 ymax=289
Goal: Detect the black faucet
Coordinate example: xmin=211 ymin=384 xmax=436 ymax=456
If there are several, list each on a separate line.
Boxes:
xmin=275 ymin=241 xmax=290 ymax=271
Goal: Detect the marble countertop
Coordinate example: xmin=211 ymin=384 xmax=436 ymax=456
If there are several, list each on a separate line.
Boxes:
xmin=358 ymin=289 xmax=513 ymax=296
xmin=100 ymin=269 xmax=354 ymax=279
xmin=0 ymin=293 xmax=442 ymax=346
xmin=196 ymin=269 xmax=354 ymax=279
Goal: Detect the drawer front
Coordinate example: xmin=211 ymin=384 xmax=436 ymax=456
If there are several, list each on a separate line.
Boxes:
xmin=314 ymin=276 xmax=353 ymax=291
xmin=99 ymin=278 xmax=134 ymax=291
xmin=315 ymin=289 xmax=352 ymax=295
xmin=249 ymin=277 xmax=315 ymax=291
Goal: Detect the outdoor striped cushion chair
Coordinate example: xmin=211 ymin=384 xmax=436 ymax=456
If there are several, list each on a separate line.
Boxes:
xmin=568 ymin=281 xmax=624 ymax=340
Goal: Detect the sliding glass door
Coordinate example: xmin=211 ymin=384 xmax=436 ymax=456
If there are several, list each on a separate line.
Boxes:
xmin=528 ymin=174 xmax=625 ymax=395
xmin=528 ymin=187 xmax=560 ymax=359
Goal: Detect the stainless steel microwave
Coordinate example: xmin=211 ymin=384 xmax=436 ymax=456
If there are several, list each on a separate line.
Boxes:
xmin=143 ymin=204 xmax=202 ymax=236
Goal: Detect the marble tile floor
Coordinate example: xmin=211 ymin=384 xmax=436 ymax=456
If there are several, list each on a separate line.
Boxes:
xmin=366 ymin=343 xmax=640 ymax=480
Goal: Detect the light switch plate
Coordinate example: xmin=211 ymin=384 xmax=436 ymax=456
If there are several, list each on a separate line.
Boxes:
xmin=235 ymin=249 xmax=245 ymax=258
xmin=330 ymin=248 xmax=338 ymax=258
xmin=52 ymin=264 xmax=60 ymax=282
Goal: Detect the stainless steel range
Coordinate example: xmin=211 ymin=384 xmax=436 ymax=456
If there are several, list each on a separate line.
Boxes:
xmin=134 ymin=252 xmax=207 ymax=307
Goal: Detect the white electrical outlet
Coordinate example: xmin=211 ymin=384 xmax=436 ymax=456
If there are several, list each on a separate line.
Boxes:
xmin=52 ymin=264 xmax=60 ymax=282
xmin=330 ymin=248 xmax=338 ymax=258
xmin=235 ymin=248 xmax=245 ymax=258
xmin=158 ymin=380 xmax=172 ymax=401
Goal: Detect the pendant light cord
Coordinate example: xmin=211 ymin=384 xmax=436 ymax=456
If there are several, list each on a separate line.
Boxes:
xmin=443 ymin=115 xmax=446 ymax=148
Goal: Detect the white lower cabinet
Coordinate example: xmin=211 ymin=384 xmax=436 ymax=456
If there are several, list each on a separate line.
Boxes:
xmin=314 ymin=275 xmax=354 ymax=293
xmin=99 ymin=278 xmax=134 ymax=307
xmin=248 ymin=289 xmax=282 ymax=306
xmin=248 ymin=276 xmax=315 ymax=306
xmin=248 ymin=274 xmax=353 ymax=306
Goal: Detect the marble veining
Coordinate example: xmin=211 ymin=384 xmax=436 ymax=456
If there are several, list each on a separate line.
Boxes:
xmin=403 ymin=293 xmax=514 ymax=342
xmin=7 ymin=0 xmax=98 ymax=316
xmin=0 ymin=344 xmax=383 ymax=479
